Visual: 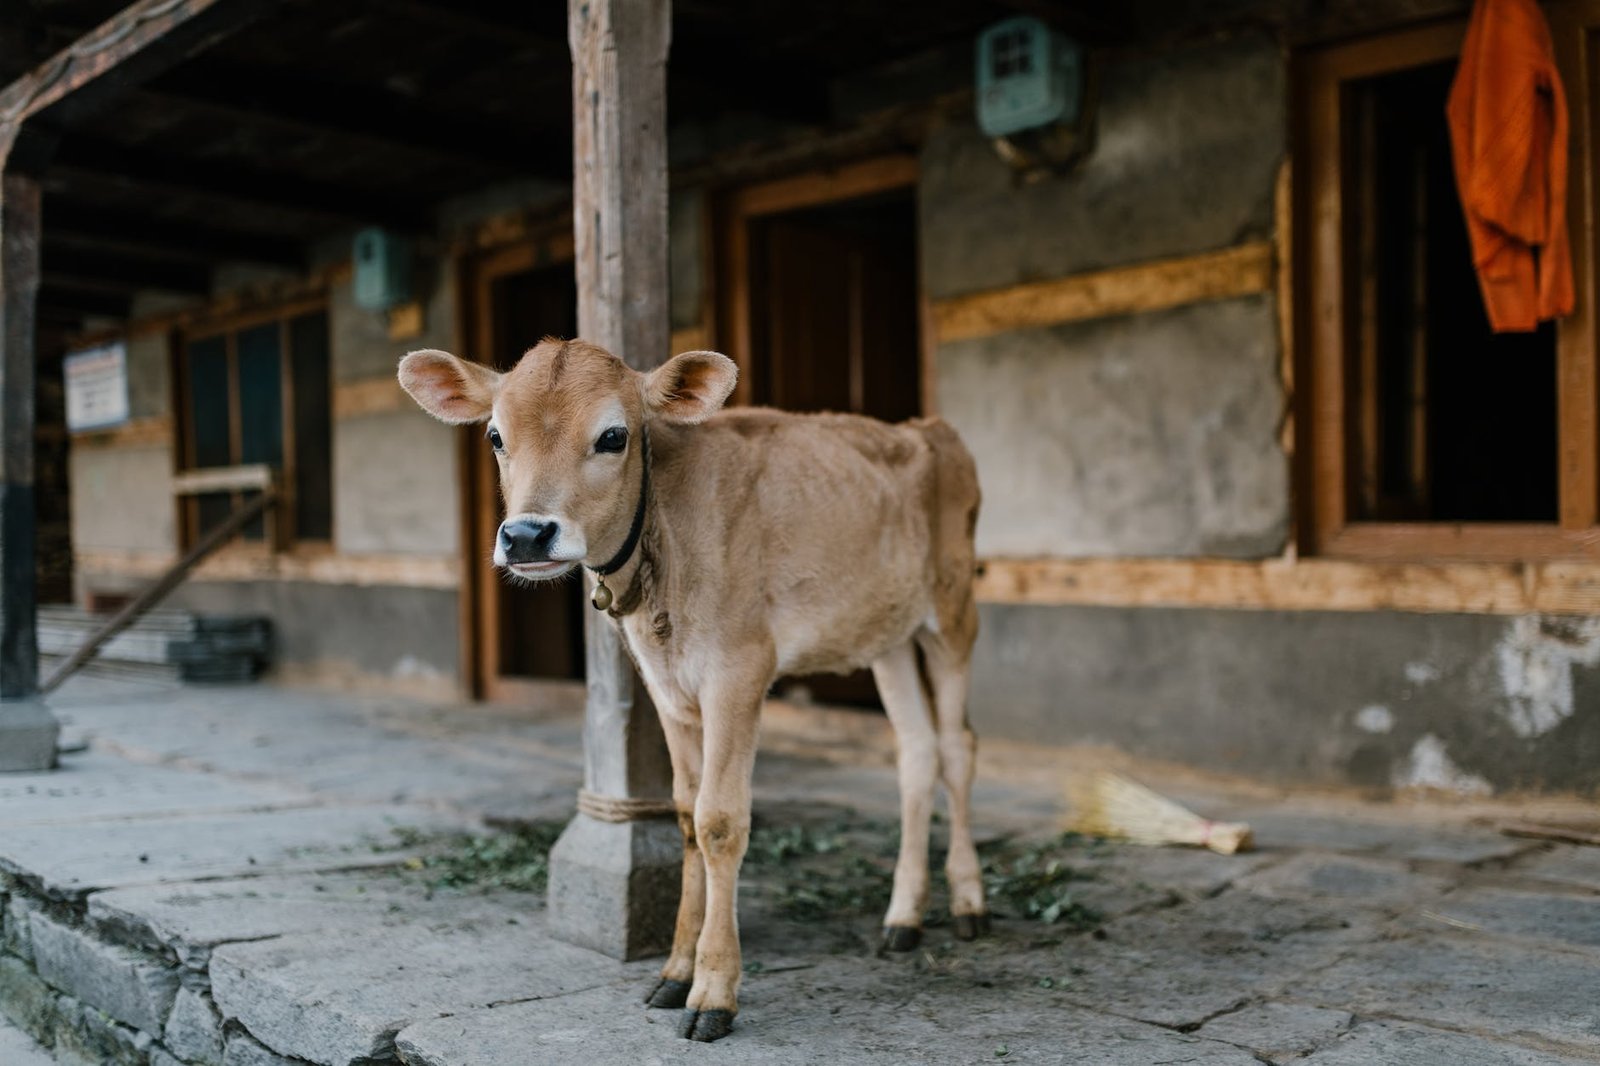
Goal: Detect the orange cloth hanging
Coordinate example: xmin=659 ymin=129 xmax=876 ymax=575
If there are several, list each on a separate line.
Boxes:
xmin=1446 ymin=0 xmax=1574 ymax=333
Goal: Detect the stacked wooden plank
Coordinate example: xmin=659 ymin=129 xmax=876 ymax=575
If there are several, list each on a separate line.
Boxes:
xmin=37 ymin=606 xmax=271 ymax=683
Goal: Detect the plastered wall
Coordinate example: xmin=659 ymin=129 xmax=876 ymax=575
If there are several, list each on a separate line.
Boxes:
xmin=921 ymin=31 xmax=1289 ymax=559
xmin=329 ymin=270 xmax=461 ymax=557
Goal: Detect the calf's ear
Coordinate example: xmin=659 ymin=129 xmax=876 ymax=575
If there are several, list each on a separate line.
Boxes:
xmin=398 ymin=349 xmax=501 ymax=424
xmin=643 ymin=350 xmax=738 ymax=424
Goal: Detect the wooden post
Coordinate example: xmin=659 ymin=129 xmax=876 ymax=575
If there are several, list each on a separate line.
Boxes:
xmin=545 ymin=0 xmax=679 ymax=960
xmin=0 ymin=168 xmax=59 ymax=770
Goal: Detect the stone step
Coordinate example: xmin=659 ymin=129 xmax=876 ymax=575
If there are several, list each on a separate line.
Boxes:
xmin=0 ymin=1014 xmax=54 ymax=1066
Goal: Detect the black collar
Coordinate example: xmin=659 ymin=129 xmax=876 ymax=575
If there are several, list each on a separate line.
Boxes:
xmin=590 ymin=424 xmax=650 ymax=578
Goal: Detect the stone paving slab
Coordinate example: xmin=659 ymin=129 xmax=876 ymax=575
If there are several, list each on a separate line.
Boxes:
xmin=51 ymin=680 xmax=583 ymax=819
xmin=1395 ymin=886 xmax=1600 ymax=951
xmin=1233 ymin=852 xmax=1453 ymax=909
xmin=1513 ymin=845 xmax=1600 ymax=892
xmin=0 ymin=804 xmax=467 ymax=901
xmin=210 ymin=913 xmax=628 ymax=1065
xmin=88 ymin=870 xmax=505 ymax=969
xmin=1072 ymin=842 xmax=1280 ymax=907
xmin=1299 ymin=1019 xmax=1598 ymax=1065
xmin=0 ymin=749 xmax=313 ymax=827
xmin=0 ymin=1014 xmax=53 ymax=1066
xmin=1220 ymin=810 xmax=1535 ymax=866
xmin=1284 ymin=932 xmax=1600 ymax=1054
xmin=1197 ymin=1001 xmax=1355 ymax=1060
xmin=1046 ymin=892 xmax=1381 ymax=1030
xmin=395 ymin=961 xmax=1266 ymax=1066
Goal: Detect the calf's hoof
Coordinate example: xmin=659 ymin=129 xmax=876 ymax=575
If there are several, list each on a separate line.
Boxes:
xmin=952 ymin=912 xmax=992 ymax=941
xmin=881 ymin=925 xmax=922 ymax=952
xmin=677 ymin=1008 xmax=735 ymax=1042
xmin=644 ymin=978 xmax=691 ymax=1009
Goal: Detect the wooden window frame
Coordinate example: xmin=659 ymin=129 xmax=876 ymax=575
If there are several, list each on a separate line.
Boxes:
xmin=1296 ymin=13 xmax=1600 ymax=562
xmin=173 ymin=295 xmax=331 ymax=554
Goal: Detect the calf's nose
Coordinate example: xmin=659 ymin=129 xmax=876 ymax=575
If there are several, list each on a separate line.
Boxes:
xmin=498 ymin=519 xmax=560 ymax=563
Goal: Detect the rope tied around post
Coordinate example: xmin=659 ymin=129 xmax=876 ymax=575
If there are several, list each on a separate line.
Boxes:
xmin=576 ymin=788 xmax=677 ymax=823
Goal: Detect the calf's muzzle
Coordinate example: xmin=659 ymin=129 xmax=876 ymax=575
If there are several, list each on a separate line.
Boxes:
xmin=498 ymin=518 xmax=559 ymax=563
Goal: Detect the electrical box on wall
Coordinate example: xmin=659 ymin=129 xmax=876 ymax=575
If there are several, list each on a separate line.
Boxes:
xmin=976 ymin=16 xmax=1084 ymax=138
xmin=352 ymin=227 xmax=413 ymax=311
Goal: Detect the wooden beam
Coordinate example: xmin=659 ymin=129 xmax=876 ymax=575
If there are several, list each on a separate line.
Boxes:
xmin=382 ymin=0 xmax=567 ymax=53
xmin=134 ymin=66 xmax=569 ymax=179
xmin=44 ymin=200 xmax=306 ymax=268
xmin=42 ymin=246 xmax=211 ymax=295
xmin=51 ymin=137 xmax=423 ymax=227
xmin=727 ymin=155 xmax=918 ymax=219
xmin=546 ymin=0 xmax=678 ymax=964
xmin=0 ymin=172 xmax=41 ymax=697
xmin=974 ymin=556 xmax=1600 ymax=616
xmin=932 ymin=241 xmax=1275 ymax=344
xmin=0 ymin=0 xmax=275 ymax=167
xmin=989 ymin=0 xmax=1135 ymax=41
xmin=69 ymin=415 xmax=173 ymax=448
xmin=75 ymin=545 xmax=461 ymax=589
xmin=172 ymin=463 xmax=274 ymax=495
xmin=37 ymin=283 xmax=131 ymax=319
xmin=395 ymin=0 xmax=830 ymax=124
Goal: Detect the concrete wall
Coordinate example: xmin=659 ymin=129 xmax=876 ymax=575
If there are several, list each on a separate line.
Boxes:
xmin=165 ymin=580 xmax=459 ymax=698
xmin=921 ymin=31 xmax=1289 ymax=558
xmin=328 ymin=269 xmax=462 ymax=558
xmin=939 ymin=296 xmax=1287 ymax=557
xmin=69 ymin=333 xmax=178 ymax=569
xmin=972 ymin=604 xmax=1600 ymax=794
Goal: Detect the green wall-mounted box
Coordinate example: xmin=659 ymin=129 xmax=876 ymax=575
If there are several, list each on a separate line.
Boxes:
xmin=975 ymin=16 xmax=1084 ymax=138
xmin=353 ymin=227 xmax=413 ymax=311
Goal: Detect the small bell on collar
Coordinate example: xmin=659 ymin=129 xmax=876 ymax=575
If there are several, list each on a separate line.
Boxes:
xmin=590 ymin=575 xmax=614 ymax=611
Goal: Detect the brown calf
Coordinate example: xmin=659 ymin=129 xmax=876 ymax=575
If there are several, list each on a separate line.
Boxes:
xmin=399 ymin=339 xmax=987 ymax=1042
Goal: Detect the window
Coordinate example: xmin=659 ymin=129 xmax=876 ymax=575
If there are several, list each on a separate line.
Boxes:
xmin=1298 ymin=20 xmax=1600 ymax=561
xmin=177 ymin=304 xmax=332 ymax=548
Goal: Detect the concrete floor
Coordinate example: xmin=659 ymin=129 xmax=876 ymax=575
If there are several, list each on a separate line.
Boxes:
xmin=1 ymin=674 xmax=1597 ymax=1065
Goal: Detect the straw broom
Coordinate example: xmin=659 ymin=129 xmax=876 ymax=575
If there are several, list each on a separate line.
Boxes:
xmin=1066 ymin=770 xmax=1254 ymax=855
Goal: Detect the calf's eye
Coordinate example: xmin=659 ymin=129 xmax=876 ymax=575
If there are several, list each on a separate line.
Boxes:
xmin=487 ymin=426 xmax=504 ymax=452
xmin=595 ymin=426 xmax=628 ymax=454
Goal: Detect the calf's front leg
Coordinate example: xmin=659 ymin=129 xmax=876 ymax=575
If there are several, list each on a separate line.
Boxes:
xmin=645 ymin=712 xmax=704 ymax=1009
xmin=678 ymin=664 xmax=768 ymax=1042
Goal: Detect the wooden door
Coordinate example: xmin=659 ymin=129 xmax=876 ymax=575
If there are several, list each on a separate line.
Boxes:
xmin=467 ymin=245 xmax=586 ymax=703
xmin=739 ymin=187 xmax=922 ymax=707
xmin=748 ymin=192 xmax=921 ymax=421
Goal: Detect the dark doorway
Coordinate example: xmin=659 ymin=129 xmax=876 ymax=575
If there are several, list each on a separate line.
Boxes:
xmin=747 ymin=191 xmax=921 ymax=421
xmin=468 ymin=247 xmax=586 ymax=701
xmin=1345 ymin=60 xmax=1560 ymax=523
xmin=738 ymin=183 xmax=922 ymax=708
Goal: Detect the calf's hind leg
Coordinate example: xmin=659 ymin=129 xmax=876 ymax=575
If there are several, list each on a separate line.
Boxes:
xmin=918 ymin=624 xmax=988 ymax=937
xmin=871 ymin=641 xmax=941 ymax=951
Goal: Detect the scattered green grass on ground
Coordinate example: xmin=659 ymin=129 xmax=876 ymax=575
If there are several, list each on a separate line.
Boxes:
xmin=389 ymin=822 xmax=565 ymax=895
xmin=744 ymin=814 xmax=1107 ymax=931
xmin=385 ymin=814 xmax=1108 ymax=933
xmin=980 ymin=833 xmax=1102 ymax=930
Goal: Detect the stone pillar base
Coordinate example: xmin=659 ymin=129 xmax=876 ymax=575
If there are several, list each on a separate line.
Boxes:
xmin=0 ymin=698 xmax=59 ymax=772
xmin=546 ymin=813 xmax=681 ymax=961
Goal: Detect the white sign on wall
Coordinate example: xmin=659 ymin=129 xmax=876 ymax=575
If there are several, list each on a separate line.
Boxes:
xmin=64 ymin=342 xmax=131 ymax=433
